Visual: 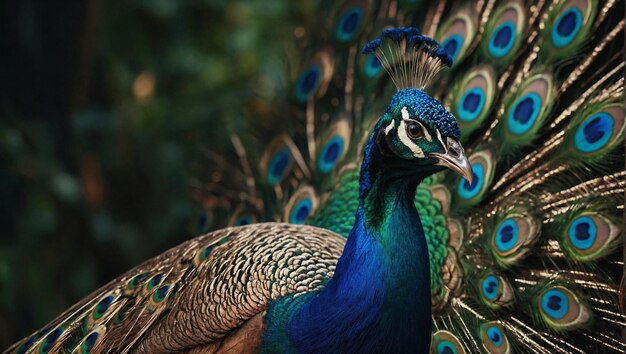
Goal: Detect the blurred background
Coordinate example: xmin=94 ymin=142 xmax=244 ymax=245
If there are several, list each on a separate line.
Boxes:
xmin=0 ymin=0 xmax=304 ymax=347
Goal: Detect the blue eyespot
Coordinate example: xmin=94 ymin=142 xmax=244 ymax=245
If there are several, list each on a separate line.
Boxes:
xmin=486 ymin=325 xmax=504 ymax=347
xmin=552 ymin=7 xmax=583 ymax=48
xmin=507 ymin=92 xmax=542 ymax=135
xmin=541 ymin=289 xmax=569 ymax=320
xmin=83 ymin=331 xmax=99 ymax=353
xmin=94 ymin=295 xmax=113 ymax=319
xmin=458 ymin=87 xmax=486 ymax=122
xmin=437 ymin=341 xmax=459 ymax=354
xmin=200 ymin=246 xmax=213 ymax=260
xmin=482 ymin=275 xmax=500 ymax=301
xmin=441 ymin=34 xmax=464 ymax=62
xmin=267 ymin=147 xmax=292 ymax=185
xmin=457 ymin=163 xmax=483 ymax=199
xmin=364 ymin=55 xmax=382 ymax=78
xmin=295 ymin=65 xmax=321 ymax=103
xmin=568 ymin=215 xmax=597 ymax=250
xmin=153 ymin=285 xmax=170 ymax=303
xmin=574 ymin=112 xmax=613 ymax=153
xmin=290 ymin=198 xmax=313 ymax=224
xmin=488 ymin=21 xmax=516 ymax=58
xmin=148 ymin=274 xmax=163 ymax=290
xmin=16 ymin=337 xmax=36 ymax=354
xmin=495 ymin=219 xmax=519 ymax=253
xmin=336 ymin=7 xmax=363 ymax=43
xmin=129 ymin=273 xmax=149 ymax=289
xmin=235 ymin=214 xmax=254 ymax=226
xmin=41 ymin=328 xmax=63 ymax=353
xmin=318 ymin=136 xmax=345 ymax=173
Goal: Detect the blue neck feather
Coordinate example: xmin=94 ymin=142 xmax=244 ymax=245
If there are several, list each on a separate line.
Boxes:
xmin=263 ymin=137 xmax=432 ymax=353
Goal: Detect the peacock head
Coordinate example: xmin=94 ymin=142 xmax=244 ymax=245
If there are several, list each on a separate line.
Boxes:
xmin=375 ymin=88 xmax=472 ymax=182
xmin=364 ymin=28 xmax=473 ymax=183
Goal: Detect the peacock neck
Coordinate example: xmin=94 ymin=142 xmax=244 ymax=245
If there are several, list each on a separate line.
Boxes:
xmin=284 ymin=137 xmax=433 ymax=353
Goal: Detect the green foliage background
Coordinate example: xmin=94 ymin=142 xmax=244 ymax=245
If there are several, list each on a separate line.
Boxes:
xmin=0 ymin=0 xmax=303 ymax=347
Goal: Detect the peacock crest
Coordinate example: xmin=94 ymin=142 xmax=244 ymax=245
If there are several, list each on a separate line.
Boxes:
xmin=362 ymin=27 xmax=453 ymax=90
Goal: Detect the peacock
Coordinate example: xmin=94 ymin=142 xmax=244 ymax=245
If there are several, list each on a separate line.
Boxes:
xmin=5 ymin=0 xmax=625 ymax=353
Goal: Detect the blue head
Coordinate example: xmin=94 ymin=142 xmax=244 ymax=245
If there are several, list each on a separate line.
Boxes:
xmin=372 ymin=88 xmax=472 ymax=182
xmin=362 ymin=28 xmax=472 ymax=182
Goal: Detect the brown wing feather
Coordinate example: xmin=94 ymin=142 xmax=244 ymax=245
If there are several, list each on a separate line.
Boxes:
xmin=180 ymin=312 xmax=266 ymax=354
xmin=4 ymin=223 xmax=345 ymax=354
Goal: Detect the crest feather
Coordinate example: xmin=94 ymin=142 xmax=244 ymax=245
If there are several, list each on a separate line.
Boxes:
xmin=362 ymin=27 xmax=452 ymax=90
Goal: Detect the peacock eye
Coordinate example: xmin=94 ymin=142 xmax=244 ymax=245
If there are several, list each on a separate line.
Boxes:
xmin=406 ymin=122 xmax=424 ymax=140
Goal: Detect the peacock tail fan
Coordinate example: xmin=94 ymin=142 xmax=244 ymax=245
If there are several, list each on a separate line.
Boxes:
xmin=193 ymin=0 xmax=626 ymax=353
xmin=3 ymin=1 xmax=623 ymax=353
xmin=188 ymin=0 xmax=625 ymax=353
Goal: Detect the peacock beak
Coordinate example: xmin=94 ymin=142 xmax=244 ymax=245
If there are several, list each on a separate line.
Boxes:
xmin=430 ymin=138 xmax=473 ymax=184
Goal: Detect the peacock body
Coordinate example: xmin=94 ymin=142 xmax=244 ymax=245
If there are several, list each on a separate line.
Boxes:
xmin=5 ymin=0 xmax=626 ymax=353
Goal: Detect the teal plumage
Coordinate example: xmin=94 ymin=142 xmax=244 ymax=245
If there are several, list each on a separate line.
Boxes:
xmin=5 ymin=0 xmax=626 ymax=353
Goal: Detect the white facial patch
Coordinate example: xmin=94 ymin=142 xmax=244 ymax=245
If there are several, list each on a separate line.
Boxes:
xmin=398 ymin=119 xmax=425 ymax=158
xmin=435 ymin=128 xmax=446 ymax=150
xmin=401 ymin=106 xmax=410 ymax=120
xmin=385 ymin=120 xmax=395 ymax=135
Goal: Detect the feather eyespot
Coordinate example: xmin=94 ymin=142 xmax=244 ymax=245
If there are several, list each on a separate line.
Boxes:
xmin=284 ymin=186 xmax=318 ymax=225
xmin=127 ymin=272 xmax=149 ymax=291
xmin=481 ymin=1 xmax=526 ymax=65
xmin=317 ymin=119 xmax=350 ymax=174
xmin=479 ymin=273 xmax=514 ymax=308
xmin=152 ymin=285 xmax=170 ymax=303
xmin=335 ymin=7 xmax=363 ymax=43
xmin=293 ymin=50 xmax=333 ymax=104
xmin=575 ymin=112 xmax=615 ymax=152
xmin=552 ymin=7 xmax=583 ymax=47
xmin=488 ymin=21 xmax=516 ymax=58
xmin=454 ymin=149 xmax=495 ymax=207
xmin=436 ymin=8 xmax=477 ymax=66
xmin=566 ymin=104 xmax=624 ymax=159
xmin=40 ymin=328 xmax=63 ymax=354
xmin=333 ymin=1 xmax=369 ymax=43
xmin=458 ymin=88 xmax=486 ymax=122
xmin=147 ymin=274 xmax=164 ymax=290
xmin=93 ymin=295 xmax=114 ymax=320
xmin=479 ymin=322 xmax=511 ymax=354
xmin=16 ymin=338 xmax=35 ymax=354
xmin=81 ymin=331 xmax=99 ymax=353
xmin=431 ymin=330 xmax=467 ymax=354
xmin=441 ymin=34 xmax=463 ymax=62
xmin=561 ymin=212 xmax=619 ymax=261
xmin=488 ymin=213 xmax=539 ymax=266
xmin=16 ymin=327 xmax=52 ymax=354
xmin=295 ymin=65 xmax=321 ymax=103
xmin=536 ymin=285 xmax=591 ymax=329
